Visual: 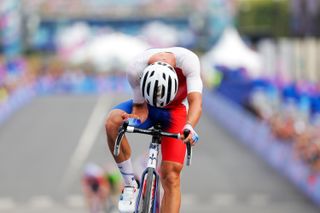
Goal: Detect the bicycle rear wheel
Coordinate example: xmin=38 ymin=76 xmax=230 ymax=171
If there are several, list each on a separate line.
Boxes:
xmin=141 ymin=168 xmax=157 ymax=213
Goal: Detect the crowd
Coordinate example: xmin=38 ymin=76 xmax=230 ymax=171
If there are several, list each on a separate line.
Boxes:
xmin=0 ymin=55 xmax=131 ymax=125
xmin=213 ymin=66 xmax=320 ymax=172
xmin=0 ymin=56 xmax=38 ymax=124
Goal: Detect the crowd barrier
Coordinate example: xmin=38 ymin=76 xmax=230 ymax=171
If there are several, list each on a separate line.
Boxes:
xmin=203 ymin=90 xmax=320 ymax=206
xmin=0 ymin=85 xmax=36 ymax=125
xmin=0 ymin=76 xmax=130 ymax=126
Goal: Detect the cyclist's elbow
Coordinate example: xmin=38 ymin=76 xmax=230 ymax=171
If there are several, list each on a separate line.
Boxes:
xmin=105 ymin=110 xmax=124 ymax=133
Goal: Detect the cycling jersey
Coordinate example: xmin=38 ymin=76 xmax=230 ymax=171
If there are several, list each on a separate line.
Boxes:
xmin=115 ymin=47 xmax=203 ymax=164
xmin=127 ymin=47 xmax=203 ymax=108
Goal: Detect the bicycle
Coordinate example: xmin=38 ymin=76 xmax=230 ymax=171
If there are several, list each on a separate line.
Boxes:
xmin=114 ymin=119 xmax=192 ymax=213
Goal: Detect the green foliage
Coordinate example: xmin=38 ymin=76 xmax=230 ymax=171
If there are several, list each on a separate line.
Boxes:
xmin=236 ymin=0 xmax=290 ymax=37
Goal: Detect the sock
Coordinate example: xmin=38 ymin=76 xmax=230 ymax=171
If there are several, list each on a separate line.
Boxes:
xmin=117 ymin=158 xmax=137 ymax=187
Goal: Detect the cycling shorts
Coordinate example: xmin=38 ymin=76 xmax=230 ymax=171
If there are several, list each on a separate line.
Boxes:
xmin=112 ymin=100 xmax=187 ymax=164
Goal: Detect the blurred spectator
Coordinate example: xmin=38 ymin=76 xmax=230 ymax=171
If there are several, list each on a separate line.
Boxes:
xmin=0 ymin=86 xmax=9 ymax=106
xmin=211 ymin=63 xmax=320 ymax=172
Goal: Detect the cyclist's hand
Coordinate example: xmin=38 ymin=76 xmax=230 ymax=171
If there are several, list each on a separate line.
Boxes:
xmin=132 ymin=102 xmax=149 ymax=122
xmin=121 ymin=113 xmax=142 ymax=125
xmin=181 ymin=124 xmax=199 ymax=146
xmin=121 ymin=103 xmax=148 ymax=125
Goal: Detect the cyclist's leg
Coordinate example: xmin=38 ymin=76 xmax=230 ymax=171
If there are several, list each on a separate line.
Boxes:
xmin=157 ymin=105 xmax=187 ymax=213
xmin=105 ymin=100 xmax=153 ymax=211
xmin=106 ymin=100 xmax=150 ymax=185
xmin=160 ymin=162 xmax=183 ymax=213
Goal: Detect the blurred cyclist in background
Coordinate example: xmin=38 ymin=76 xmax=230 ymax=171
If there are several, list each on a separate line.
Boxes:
xmin=82 ymin=163 xmax=109 ymax=213
xmin=105 ymin=47 xmax=203 ymax=213
xmin=82 ymin=163 xmax=122 ymax=213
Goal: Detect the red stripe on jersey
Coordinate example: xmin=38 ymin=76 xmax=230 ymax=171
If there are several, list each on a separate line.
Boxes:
xmin=165 ymin=67 xmax=187 ymax=108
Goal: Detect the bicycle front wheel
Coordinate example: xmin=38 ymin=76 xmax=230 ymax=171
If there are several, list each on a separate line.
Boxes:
xmin=142 ymin=168 xmax=157 ymax=213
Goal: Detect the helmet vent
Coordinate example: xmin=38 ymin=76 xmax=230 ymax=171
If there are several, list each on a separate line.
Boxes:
xmin=162 ymin=73 xmax=166 ymax=80
xmin=141 ymin=71 xmax=149 ymax=97
xmin=166 ymin=76 xmax=172 ymax=105
xmin=160 ymin=85 xmax=165 ymax=98
xmin=175 ymin=79 xmax=178 ymax=93
xmin=146 ymin=82 xmax=151 ymax=96
xmin=153 ymin=80 xmax=159 ymax=107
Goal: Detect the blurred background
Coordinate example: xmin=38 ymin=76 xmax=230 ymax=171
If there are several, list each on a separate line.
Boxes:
xmin=1 ymin=0 xmax=320 ymax=212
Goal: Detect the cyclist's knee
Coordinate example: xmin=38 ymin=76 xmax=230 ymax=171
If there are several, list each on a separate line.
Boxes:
xmin=160 ymin=162 xmax=182 ymax=188
xmin=105 ymin=110 xmax=124 ymax=133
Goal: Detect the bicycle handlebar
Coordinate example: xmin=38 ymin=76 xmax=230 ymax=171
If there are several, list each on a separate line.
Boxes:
xmin=114 ymin=120 xmax=193 ymax=166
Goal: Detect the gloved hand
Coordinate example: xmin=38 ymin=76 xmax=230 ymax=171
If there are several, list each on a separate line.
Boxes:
xmin=127 ymin=117 xmax=142 ymax=127
xmin=182 ymin=123 xmax=199 ymax=145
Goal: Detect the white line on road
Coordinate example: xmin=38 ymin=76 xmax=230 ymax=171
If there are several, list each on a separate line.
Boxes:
xmin=66 ymin=194 xmax=85 ymax=208
xmin=181 ymin=193 xmax=197 ymax=206
xmin=248 ymin=194 xmax=269 ymax=206
xmin=60 ymin=95 xmax=113 ymax=190
xmin=29 ymin=195 xmax=54 ymax=208
xmin=0 ymin=197 xmax=15 ymax=211
xmin=211 ymin=193 xmax=236 ymax=206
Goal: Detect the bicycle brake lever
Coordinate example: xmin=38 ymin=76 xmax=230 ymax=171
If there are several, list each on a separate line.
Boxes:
xmin=183 ymin=129 xmax=192 ymax=166
xmin=114 ymin=120 xmax=129 ymax=156
xmin=183 ymin=129 xmax=190 ymax=138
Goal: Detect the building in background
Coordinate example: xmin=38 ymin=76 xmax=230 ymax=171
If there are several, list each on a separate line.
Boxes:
xmin=0 ymin=0 xmax=22 ymax=60
xmin=291 ymin=0 xmax=320 ymax=37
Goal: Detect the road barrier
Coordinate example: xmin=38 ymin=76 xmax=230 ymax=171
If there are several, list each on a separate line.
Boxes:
xmin=203 ymin=90 xmax=320 ymax=206
xmin=0 ymin=86 xmax=36 ymax=125
xmin=0 ymin=76 xmax=130 ymax=126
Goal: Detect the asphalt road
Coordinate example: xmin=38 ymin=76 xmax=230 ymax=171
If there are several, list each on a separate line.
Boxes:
xmin=0 ymin=93 xmax=319 ymax=213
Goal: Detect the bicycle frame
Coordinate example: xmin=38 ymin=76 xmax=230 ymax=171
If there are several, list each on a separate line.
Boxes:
xmin=114 ymin=120 xmax=192 ymax=213
xmin=136 ymin=142 xmax=161 ymax=213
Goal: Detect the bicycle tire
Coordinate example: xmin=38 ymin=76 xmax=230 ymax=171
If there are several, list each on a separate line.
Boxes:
xmin=142 ymin=168 xmax=156 ymax=213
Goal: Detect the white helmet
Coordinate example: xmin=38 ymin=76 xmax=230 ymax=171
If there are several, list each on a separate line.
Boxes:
xmin=140 ymin=61 xmax=178 ymax=108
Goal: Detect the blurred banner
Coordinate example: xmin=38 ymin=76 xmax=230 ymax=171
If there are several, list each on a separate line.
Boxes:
xmin=0 ymin=0 xmax=22 ymax=60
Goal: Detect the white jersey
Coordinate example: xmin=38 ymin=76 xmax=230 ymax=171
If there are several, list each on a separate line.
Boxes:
xmin=127 ymin=47 xmax=203 ymax=105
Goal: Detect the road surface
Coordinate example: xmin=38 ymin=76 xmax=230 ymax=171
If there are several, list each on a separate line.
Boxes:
xmin=0 ymin=93 xmax=319 ymax=213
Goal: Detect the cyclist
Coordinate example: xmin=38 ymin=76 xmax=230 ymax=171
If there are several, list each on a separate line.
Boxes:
xmin=82 ymin=163 xmax=110 ymax=213
xmin=105 ymin=47 xmax=203 ymax=213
